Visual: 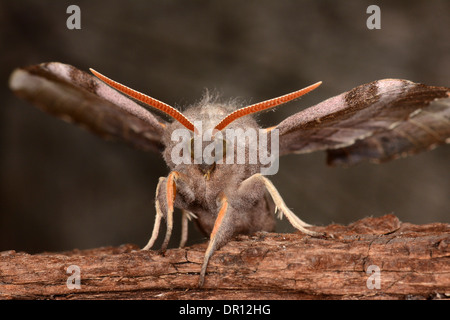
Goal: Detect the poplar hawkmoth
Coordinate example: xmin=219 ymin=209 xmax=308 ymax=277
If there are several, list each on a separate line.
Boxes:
xmin=9 ymin=62 xmax=450 ymax=286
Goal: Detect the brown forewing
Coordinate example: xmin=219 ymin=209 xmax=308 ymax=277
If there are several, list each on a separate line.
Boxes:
xmin=275 ymin=79 xmax=450 ymax=165
xmin=9 ymin=62 xmax=166 ymax=153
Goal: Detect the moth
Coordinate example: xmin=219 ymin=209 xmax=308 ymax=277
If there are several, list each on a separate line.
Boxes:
xmin=9 ymin=62 xmax=450 ymax=286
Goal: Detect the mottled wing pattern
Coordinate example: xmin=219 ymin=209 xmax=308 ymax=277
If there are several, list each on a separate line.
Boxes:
xmin=9 ymin=62 xmax=166 ymax=152
xmin=275 ymin=79 xmax=450 ymax=165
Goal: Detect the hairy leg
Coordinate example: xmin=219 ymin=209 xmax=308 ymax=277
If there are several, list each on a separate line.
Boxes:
xmin=198 ymin=195 xmax=233 ymax=287
xmin=239 ymin=173 xmax=321 ymax=236
xmin=142 ymin=171 xmax=180 ymax=252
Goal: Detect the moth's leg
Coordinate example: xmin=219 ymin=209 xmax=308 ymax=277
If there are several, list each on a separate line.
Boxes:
xmin=179 ymin=209 xmax=197 ymax=248
xmin=199 ymin=195 xmax=231 ymax=287
xmin=142 ymin=171 xmax=180 ymax=252
xmin=242 ymin=173 xmax=321 ymax=236
xmin=142 ymin=177 xmax=166 ymax=250
xmin=160 ymin=171 xmax=179 ymax=252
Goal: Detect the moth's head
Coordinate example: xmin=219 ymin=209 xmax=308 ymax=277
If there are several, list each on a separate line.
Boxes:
xmin=89 ymin=68 xmax=321 ymax=178
xmin=162 ymin=96 xmax=261 ymax=177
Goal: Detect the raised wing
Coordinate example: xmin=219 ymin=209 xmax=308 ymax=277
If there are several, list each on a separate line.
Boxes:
xmin=9 ymin=62 xmax=166 ymax=152
xmin=275 ymin=79 xmax=450 ymax=165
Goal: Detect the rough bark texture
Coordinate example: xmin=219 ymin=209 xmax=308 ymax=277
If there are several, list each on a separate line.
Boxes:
xmin=1 ymin=214 xmax=449 ymax=300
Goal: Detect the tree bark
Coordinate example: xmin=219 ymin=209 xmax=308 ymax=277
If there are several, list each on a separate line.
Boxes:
xmin=0 ymin=214 xmax=449 ymax=300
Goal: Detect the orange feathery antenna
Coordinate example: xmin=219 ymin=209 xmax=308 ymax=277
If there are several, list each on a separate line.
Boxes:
xmin=90 ymin=68 xmax=197 ymax=133
xmin=214 ymin=81 xmax=322 ymax=131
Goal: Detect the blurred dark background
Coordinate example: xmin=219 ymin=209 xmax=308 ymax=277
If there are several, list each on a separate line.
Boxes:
xmin=1 ymin=0 xmax=449 ymax=253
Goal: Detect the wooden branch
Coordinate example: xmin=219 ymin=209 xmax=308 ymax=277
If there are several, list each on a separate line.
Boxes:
xmin=1 ymin=214 xmax=449 ymax=300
